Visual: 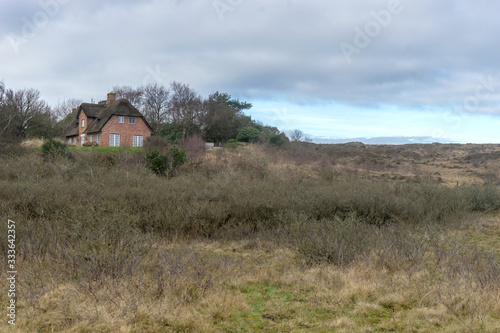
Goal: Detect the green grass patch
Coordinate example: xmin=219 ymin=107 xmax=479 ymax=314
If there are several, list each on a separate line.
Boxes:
xmin=69 ymin=146 xmax=143 ymax=152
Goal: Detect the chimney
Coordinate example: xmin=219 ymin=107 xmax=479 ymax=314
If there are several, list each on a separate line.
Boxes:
xmin=106 ymin=92 xmax=116 ymax=105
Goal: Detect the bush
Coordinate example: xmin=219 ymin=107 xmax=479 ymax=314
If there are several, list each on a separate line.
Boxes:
xmin=146 ymin=146 xmax=186 ymax=177
xmin=269 ymin=133 xmax=285 ymax=146
xmin=146 ymin=148 xmax=168 ymax=176
xmin=159 ymin=123 xmax=183 ymax=143
xmin=40 ymin=138 xmax=72 ymax=159
xmin=145 ymin=136 xmax=169 ymax=154
xmin=288 ymin=216 xmax=374 ymax=266
xmin=82 ymin=141 xmax=99 ymax=147
xmin=226 ymin=139 xmax=247 ymax=149
xmin=236 ymin=127 xmax=260 ymax=143
xmin=177 ymin=135 xmax=205 ymax=161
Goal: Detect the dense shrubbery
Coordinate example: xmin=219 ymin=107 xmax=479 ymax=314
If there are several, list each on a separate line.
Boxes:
xmin=40 ymin=138 xmax=72 ymax=159
xmin=146 ymin=147 xmax=186 ymax=176
xmin=1 ymin=143 xmax=499 ymax=331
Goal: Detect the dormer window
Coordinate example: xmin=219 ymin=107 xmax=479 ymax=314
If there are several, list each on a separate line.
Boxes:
xmin=118 ymin=116 xmax=125 ymax=123
xmin=81 ymin=119 xmax=84 ymax=128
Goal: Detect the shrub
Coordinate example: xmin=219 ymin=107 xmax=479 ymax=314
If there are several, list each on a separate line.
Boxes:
xmin=146 ymin=148 xmax=168 ymax=176
xmin=145 ymin=136 xmax=169 ymax=154
xmin=269 ymin=133 xmax=285 ymax=146
xmin=169 ymin=145 xmax=186 ymax=168
xmin=146 ymin=146 xmax=186 ymax=177
xmin=177 ymin=135 xmax=205 ymax=161
xmin=461 ymin=185 xmax=500 ymax=212
xmin=40 ymin=138 xmax=72 ymax=159
xmin=82 ymin=141 xmax=99 ymax=147
xmin=159 ymin=123 xmax=183 ymax=143
xmin=288 ymin=216 xmax=374 ymax=266
xmin=236 ymin=127 xmax=260 ymax=143
xmin=226 ymin=139 xmax=246 ymax=149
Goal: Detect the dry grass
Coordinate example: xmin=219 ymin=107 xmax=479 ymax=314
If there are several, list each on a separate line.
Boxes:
xmin=3 ymin=230 xmax=499 ymax=332
xmin=20 ymin=138 xmax=45 ymax=148
xmin=1 ymin=142 xmax=500 ymax=332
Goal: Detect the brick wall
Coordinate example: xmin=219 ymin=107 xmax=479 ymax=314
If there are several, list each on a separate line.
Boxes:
xmin=78 ymin=111 xmax=89 ymax=146
xmin=99 ymin=115 xmax=152 ymax=147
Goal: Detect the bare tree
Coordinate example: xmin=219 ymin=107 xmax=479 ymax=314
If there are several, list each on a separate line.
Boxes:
xmin=52 ymin=98 xmax=82 ymax=120
xmin=1 ymin=87 xmax=52 ymax=138
xmin=51 ymin=98 xmax=82 ymax=136
xmin=113 ymin=85 xmax=144 ymax=106
xmin=142 ymin=83 xmax=170 ymax=133
xmin=169 ymin=82 xmax=204 ymax=137
xmin=0 ymin=81 xmax=5 ymax=105
xmin=290 ymin=129 xmax=304 ymax=142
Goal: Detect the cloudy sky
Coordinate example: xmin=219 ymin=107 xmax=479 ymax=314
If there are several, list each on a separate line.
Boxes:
xmin=2 ymin=0 xmax=500 ymax=143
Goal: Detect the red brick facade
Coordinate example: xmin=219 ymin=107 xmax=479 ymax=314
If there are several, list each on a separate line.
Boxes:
xmin=99 ymin=115 xmax=152 ymax=147
xmin=78 ymin=111 xmax=89 ymax=146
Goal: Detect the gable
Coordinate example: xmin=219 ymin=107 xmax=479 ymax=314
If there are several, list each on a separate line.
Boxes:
xmin=82 ymin=99 xmax=153 ymax=134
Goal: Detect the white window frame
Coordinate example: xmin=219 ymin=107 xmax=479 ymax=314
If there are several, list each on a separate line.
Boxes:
xmin=109 ymin=134 xmax=120 ymax=147
xmin=73 ymin=137 xmax=76 ymax=144
xmin=118 ymin=116 xmax=125 ymax=124
xmin=81 ymin=119 xmax=85 ymax=127
xmin=133 ymin=135 xmax=143 ymax=147
xmin=95 ymin=134 xmax=99 ymax=144
xmin=89 ymin=134 xmax=93 ymax=142
xmin=129 ymin=116 xmax=136 ymax=124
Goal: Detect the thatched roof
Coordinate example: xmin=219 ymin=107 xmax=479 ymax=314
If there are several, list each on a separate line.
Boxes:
xmin=79 ymin=103 xmax=105 ymax=118
xmin=64 ymin=124 xmax=79 ymax=137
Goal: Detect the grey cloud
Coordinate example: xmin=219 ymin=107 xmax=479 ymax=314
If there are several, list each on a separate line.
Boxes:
xmin=1 ymin=0 xmax=500 ymax=115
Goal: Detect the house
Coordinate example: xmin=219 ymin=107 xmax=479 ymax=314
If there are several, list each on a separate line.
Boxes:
xmin=65 ymin=92 xmax=153 ymax=147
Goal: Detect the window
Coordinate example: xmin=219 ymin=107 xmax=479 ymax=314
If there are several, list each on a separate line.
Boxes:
xmin=129 ymin=116 xmax=136 ymax=124
xmin=89 ymin=134 xmax=93 ymax=142
xmin=95 ymin=134 xmax=99 ymax=144
xmin=118 ymin=116 xmax=125 ymax=123
xmin=73 ymin=137 xmax=76 ymax=144
xmin=109 ymin=134 xmax=120 ymax=147
xmin=68 ymin=138 xmax=71 ymax=144
xmin=133 ymin=135 xmax=143 ymax=147
xmin=81 ymin=119 xmax=85 ymax=127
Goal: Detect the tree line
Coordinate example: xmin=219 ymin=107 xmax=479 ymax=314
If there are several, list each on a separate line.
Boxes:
xmin=0 ymin=80 xmax=293 ymax=146
xmin=113 ymin=82 xmax=288 ymax=145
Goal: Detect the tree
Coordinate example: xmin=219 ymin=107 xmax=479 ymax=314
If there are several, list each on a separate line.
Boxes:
xmin=202 ymin=96 xmax=238 ymax=143
xmin=236 ymin=126 xmax=260 ymax=143
xmin=270 ymin=133 xmax=288 ymax=146
xmin=290 ymin=129 xmax=304 ymax=142
xmin=0 ymin=81 xmax=5 ymax=105
xmin=201 ymin=91 xmax=256 ymax=144
xmin=0 ymin=87 xmax=53 ymax=139
xmin=142 ymin=83 xmax=170 ymax=133
xmin=168 ymin=82 xmax=204 ymax=138
xmin=158 ymin=122 xmax=184 ymax=143
xmin=113 ymin=85 xmax=144 ymax=106
xmin=52 ymin=98 xmax=82 ymax=136
xmin=209 ymin=91 xmax=252 ymax=111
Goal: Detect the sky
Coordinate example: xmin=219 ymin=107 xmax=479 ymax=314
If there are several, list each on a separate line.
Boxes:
xmin=1 ymin=0 xmax=500 ymax=144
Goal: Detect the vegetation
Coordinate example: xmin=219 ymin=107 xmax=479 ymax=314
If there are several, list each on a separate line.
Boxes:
xmin=40 ymin=138 xmax=72 ymax=159
xmin=146 ymin=146 xmax=186 ymax=177
xmin=0 ymin=80 xmax=290 ymax=148
xmin=0 ymin=141 xmax=499 ymax=332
